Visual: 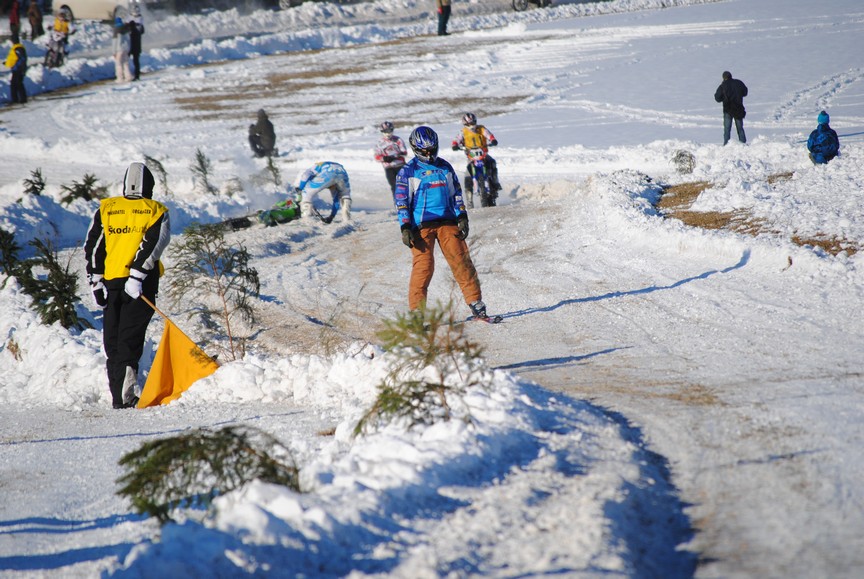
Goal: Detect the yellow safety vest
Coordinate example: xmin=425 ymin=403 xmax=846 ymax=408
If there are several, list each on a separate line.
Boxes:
xmin=461 ymin=126 xmax=489 ymax=150
xmin=5 ymin=43 xmax=23 ymax=69
xmin=99 ymin=197 xmax=167 ymax=280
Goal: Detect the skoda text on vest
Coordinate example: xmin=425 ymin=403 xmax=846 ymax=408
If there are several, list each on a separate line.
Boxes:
xmin=107 ymin=225 xmax=147 ymax=234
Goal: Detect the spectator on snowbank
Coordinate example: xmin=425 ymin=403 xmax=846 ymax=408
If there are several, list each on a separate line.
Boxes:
xmin=807 ymin=111 xmax=840 ymax=165
xmin=714 ymin=70 xmax=748 ymax=145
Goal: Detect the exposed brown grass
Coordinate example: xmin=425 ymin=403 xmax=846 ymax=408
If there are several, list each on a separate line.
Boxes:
xmin=766 ymin=171 xmax=794 ymax=185
xmin=656 ymin=181 xmax=711 ymax=211
xmin=599 ymin=381 xmax=725 ymax=407
xmin=790 ymin=235 xmax=856 ymax=256
xmin=171 ymin=34 xmax=533 ymax=125
xmin=658 ymin=179 xmax=858 ymax=256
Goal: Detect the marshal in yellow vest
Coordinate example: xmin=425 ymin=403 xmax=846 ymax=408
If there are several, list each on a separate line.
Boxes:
xmin=99 ymin=197 xmax=168 ymax=280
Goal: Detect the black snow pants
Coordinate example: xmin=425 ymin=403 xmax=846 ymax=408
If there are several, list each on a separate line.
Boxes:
xmin=102 ymin=277 xmax=158 ymax=406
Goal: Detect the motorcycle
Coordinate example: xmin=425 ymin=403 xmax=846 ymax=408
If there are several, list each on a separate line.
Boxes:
xmin=462 ymin=147 xmax=497 ymax=208
xmin=512 ymin=0 xmax=550 ymax=11
xmin=43 ymin=31 xmax=68 ymax=69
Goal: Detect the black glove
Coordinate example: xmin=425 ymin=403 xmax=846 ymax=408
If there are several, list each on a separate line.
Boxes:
xmin=451 ymin=144 xmax=459 ymax=151
xmin=323 ymin=215 xmax=333 ymax=224
xmin=455 ymin=214 xmax=469 ymax=240
xmin=89 ymin=274 xmax=107 ymax=309
xmin=383 ymin=155 xmax=395 ymax=163
xmin=401 ymin=225 xmax=416 ymax=248
xmin=489 ymin=139 xmax=498 ymax=147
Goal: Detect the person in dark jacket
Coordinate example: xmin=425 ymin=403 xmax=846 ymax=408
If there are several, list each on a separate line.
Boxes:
xmin=714 ymin=70 xmax=748 ymax=145
xmin=807 ymin=110 xmax=840 ymax=165
xmin=84 ymin=162 xmax=171 ymax=409
xmin=248 ymin=109 xmax=277 ymax=157
xmin=436 ymin=0 xmax=451 ymax=36
xmin=8 ymin=0 xmax=21 ymax=41
xmin=5 ymin=37 xmax=27 ymax=104
xmin=28 ymin=1 xmax=44 ymax=39
xmin=129 ymin=5 xmax=144 ymax=81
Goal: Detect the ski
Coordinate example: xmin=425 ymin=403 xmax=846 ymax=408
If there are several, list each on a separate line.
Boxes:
xmin=466 ymin=314 xmax=503 ymax=324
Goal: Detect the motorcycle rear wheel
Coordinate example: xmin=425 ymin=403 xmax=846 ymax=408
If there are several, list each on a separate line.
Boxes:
xmin=44 ymin=50 xmax=63 ymax=69
xmin=512 ymin=0 xmax=529 ymax=11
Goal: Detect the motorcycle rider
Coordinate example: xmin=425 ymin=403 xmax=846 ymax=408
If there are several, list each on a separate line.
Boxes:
xmin=451 ymin=112 xmax=501 ymax=206
xmin=374 ymin=121 xmax=408 ymax=195
xmin=293 ymin=161 xmax=352 ymax=224
xmin=394 ymin=126 xmax=490 ymax=320
xmin=46 ymin=5 xmax=75 ymax=67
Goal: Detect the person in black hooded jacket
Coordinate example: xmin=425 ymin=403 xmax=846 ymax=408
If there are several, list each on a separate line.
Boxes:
xmin=129 ymin=5 xmax=145 ymax=81
xmin=84 ymin=162 xmax=171 ymax=409
xmin=249 ymin=109 xmax=277 ymax=157
xmin=714 ymin=70 xmax=748 ymax=145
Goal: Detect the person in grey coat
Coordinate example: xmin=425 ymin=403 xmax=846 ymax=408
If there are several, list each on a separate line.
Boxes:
xmin=714 ymin=70 xmax=748 ymax=145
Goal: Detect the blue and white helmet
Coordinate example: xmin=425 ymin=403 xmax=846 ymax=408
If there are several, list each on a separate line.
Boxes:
xmin=409 ymin=126 xmax=439 ymax=163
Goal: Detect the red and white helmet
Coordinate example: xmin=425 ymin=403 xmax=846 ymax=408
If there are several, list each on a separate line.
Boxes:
xmin=462 ymin=112 xmax=477 ymax=127
xmin=379 ymin=121 xmax=395 ymax=134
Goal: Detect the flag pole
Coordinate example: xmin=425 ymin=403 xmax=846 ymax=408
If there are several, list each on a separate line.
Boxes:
xmin=139 ymin=295 xmax=219 ymax=367
xmin=140 ymin=294 xmax=170 ymax=321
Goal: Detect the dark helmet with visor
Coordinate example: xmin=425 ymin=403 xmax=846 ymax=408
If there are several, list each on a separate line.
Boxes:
xmin=409 ymin=126 xmax=439 ymax=163
xmin=462 ymin=112 xmax=477 ymax=126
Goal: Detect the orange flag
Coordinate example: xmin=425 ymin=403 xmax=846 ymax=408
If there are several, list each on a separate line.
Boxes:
xmin=138 ymin=320 xmax=219 ymax=408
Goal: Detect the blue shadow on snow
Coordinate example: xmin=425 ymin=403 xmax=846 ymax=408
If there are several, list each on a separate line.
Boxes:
xmin=499 ymin=250 xmax=750 ymax=321
xmin=114 ymin=386 xmax=698 ymax=577
xmin=0 ymin=513 xmax=144 ymax=572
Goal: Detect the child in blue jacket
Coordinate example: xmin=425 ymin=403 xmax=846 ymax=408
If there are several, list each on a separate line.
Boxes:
xmin=807 ymin=111 xmax=840 ymax=164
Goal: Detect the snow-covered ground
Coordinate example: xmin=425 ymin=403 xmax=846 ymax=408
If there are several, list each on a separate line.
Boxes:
xmin=1 ymin=0 xmax=863 ymax=576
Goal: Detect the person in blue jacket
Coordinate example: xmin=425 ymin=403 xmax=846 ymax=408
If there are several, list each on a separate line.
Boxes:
xmin=807 ymin=111 xmax=840 ymax=165
xmin=5 ymin=36 xmax=27 ymax=104
xmin=394 ymin=126 xmax=489 ymax=319
xmin=294 ymin=161 xmax=351 ymax=223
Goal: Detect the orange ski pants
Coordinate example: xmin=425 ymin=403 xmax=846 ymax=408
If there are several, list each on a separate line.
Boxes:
xmin=408 ymin=223 xmax=482 ymax=310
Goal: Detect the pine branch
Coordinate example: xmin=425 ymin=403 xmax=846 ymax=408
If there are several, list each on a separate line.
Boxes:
xmin=116 ymin=425 xmax=300 ymax=524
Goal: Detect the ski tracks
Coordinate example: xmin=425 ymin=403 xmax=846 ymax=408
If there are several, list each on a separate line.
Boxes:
xmin=771 ymin=67 xmax=864 ymax=124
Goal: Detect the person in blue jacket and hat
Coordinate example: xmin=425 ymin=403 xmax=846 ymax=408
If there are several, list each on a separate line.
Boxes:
xmin=807 ymin=111 xmax=840 ymax=165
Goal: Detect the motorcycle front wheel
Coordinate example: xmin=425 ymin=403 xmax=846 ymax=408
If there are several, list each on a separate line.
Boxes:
xmin=476 ymin=177 xmax=490 ymax=207
xmin=512 ymin=0 xmax=529 ymax=11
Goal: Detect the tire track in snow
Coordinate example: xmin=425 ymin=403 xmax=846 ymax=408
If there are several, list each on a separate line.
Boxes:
xmin=771 ymin=68 xmax=864 ymax=123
